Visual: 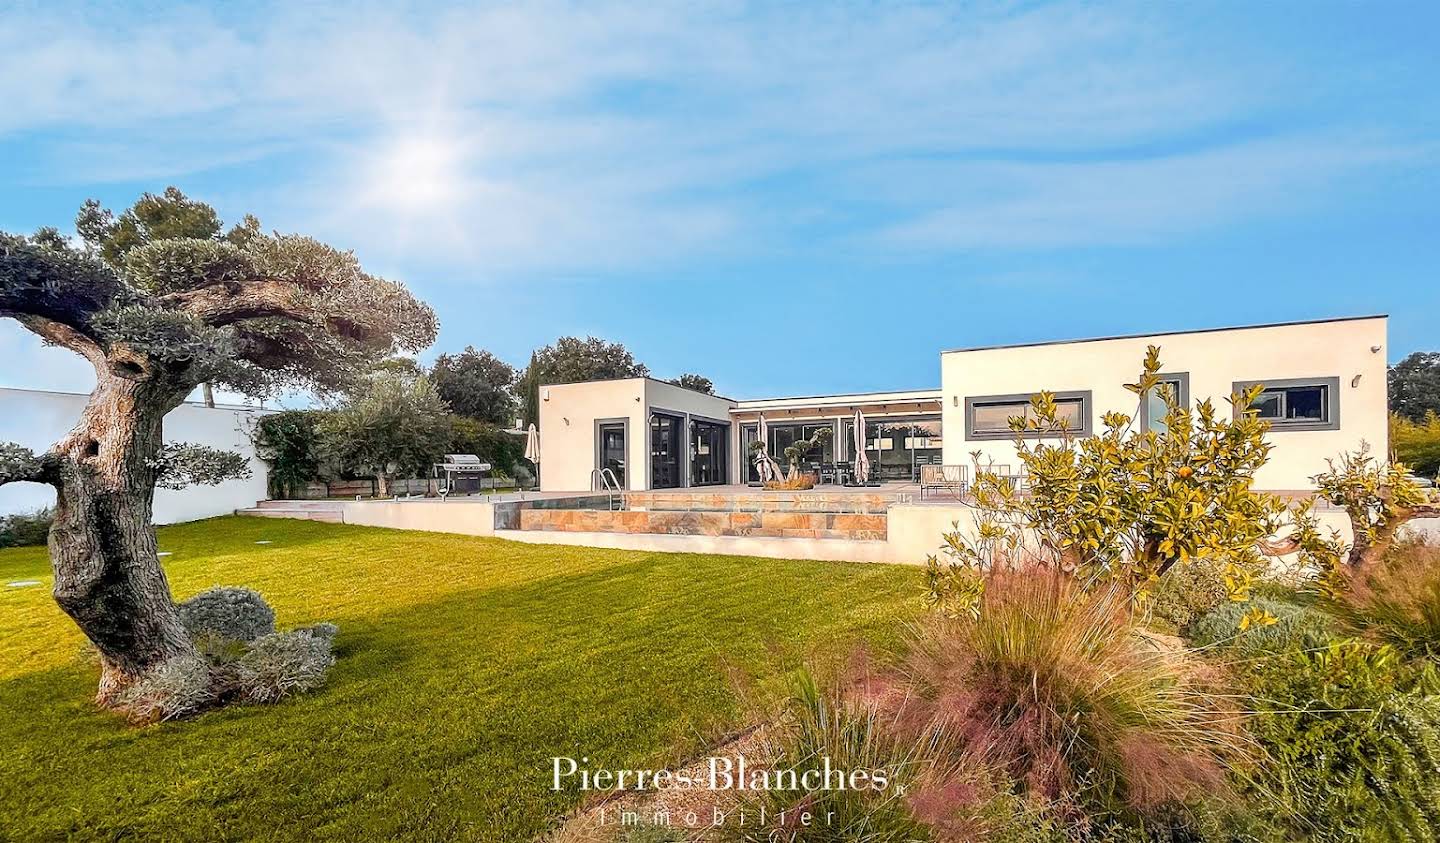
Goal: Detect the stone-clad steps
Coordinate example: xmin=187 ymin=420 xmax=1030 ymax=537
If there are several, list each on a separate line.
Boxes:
xmin=235 ymin=500 xmax=346 ymax=523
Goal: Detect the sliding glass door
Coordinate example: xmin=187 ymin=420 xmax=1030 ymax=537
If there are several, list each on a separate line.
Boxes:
xmin=765 ymin=422 xmax=835 ymax=473
xmin=739 ymin=420 xmax=845 ymax=483
xmin=842 ymin=415 xmax=942 ymax=482
xmin=690 ymin=419 xmax=728 ymax=485
xmin=741 ymin=421 xmax=767 ymax=484
xmin=649 ymin=413 xmax=683 ymax=489
xmin=598 ymin=422 xmax=626 ymax=488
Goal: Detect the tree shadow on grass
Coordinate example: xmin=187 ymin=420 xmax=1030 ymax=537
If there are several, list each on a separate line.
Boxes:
xmin=0 ymin=550 xmax=918 ymax=841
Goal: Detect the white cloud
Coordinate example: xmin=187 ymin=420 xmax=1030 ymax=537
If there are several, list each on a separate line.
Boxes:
xmin=0 ymin=1 xmax=1429 ymax=274
xmin=872 ymin=133 xmax=1433 ymax=249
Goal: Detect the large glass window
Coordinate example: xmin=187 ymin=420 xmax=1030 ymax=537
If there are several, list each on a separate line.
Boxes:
xmin=650 ymin=413 xmax=683 ymax=488
xmin=842 ymin=415 xmax=943 ymax=482
xmin=1258 ymin=385 xmax=1324 ymax=421
xmin=1234 ymin=377 xmax=1339 ymax=430
xmin=690 ymin=419 xmax=728 ymax=486
xmin=768 ymin=423 xmax=834 ymax=470
xmin=965 ymin=392 xmax=1091 ymax=440
xmin=795 ymin=423 xmax=835 ymax=466
xmin=740 ymin=421 xmax=840 ymax=482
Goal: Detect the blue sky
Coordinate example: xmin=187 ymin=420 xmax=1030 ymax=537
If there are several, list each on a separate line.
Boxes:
xmin=1 ymin=0 xmax=1437 ymax=403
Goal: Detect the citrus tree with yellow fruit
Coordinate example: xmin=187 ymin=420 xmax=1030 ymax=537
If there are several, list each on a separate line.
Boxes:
xmin=927 ymin=347 xmax=1342 ymax=621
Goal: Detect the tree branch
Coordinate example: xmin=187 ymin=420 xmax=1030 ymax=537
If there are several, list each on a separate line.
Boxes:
xmin=148 ymin=443 xmax=252 ymax=489
xmin=1344 ymin=501 xmax=1440 ymax=569
xmin=13 ymin=314 xmax=107 ymax=369
xmin=0 ymin=443 xmax=58 ymax=487
xmin=0 ymin=232 xmax=121 ymax=346
xmin=162 ymin=279 xmax=301 ymax=327
xmin=1257 ymin=536 xmax=1302 ymax=557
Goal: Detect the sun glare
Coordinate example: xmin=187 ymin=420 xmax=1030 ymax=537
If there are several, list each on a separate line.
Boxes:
xmin=365 ymin=134 xmax=469 ymax=211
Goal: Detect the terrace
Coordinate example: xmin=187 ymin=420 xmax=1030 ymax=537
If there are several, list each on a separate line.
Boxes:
xmin=240 ymin=479 xmax=973 ymax=566
xmin=731 ymin=389 xmax=945 ymax=485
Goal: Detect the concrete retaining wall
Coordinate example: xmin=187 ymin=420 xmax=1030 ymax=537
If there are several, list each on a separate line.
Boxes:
xmin=325 ymin=496 xmax=1440 ymax=569
xmin=495 ymin=528 xmax=895 ymax=563
xmin=342 ymin=499 xmax=500 ymax=537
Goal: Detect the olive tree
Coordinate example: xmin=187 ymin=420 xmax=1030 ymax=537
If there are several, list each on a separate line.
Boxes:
xmin=316 ymin=372 xmax=452 ymax=497
xmin=0 ymin=188 xmax=436 ymax=708
xmin=746 ymin=426 xmax=831 ymax=485
xmin=1312 ymin=443 xmax=1440 ymax=569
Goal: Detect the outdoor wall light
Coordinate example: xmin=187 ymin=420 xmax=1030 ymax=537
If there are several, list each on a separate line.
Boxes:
xmin=1351 ymin=375 xmax=1363 ymax=387
xmin=1371 ymin=345 xmax=1382 ymax=353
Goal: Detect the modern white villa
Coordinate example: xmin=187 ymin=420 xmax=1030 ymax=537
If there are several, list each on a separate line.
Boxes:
xmin=538 ymin=315 xmax=1389 ymax=494
xmin=234 ymin=313 xmax=1411 ymax=565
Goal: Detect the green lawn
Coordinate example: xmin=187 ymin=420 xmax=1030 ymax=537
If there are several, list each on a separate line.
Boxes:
xmin=0 ymin=517 xmax=919 ymax=841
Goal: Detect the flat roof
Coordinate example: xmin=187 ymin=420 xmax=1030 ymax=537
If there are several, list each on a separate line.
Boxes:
xmin=734 ymin=387 xmax=942 ymax=409
xmin=542 ymin=376 xmax=738 ymax=403
xmin=941 ymin=314 xmax=1388 ymax=355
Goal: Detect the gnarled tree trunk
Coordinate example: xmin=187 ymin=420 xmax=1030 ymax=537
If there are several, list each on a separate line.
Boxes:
xmin=1345 ymin=500 xmax=1440 ymax=569
xmin=5 ymin=190 xmax=438 ymax=713
xmin=48 ymin=370 xmax=197 ymax=706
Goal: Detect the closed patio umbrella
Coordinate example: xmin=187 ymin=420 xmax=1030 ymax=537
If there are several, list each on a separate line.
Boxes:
xmin=852 ymin=408 xmax=871 ymax=485
xmin=524 ymin=423 xmax=540 ymax=487
xmin=755 ymin=414 xmax=773 ymax=483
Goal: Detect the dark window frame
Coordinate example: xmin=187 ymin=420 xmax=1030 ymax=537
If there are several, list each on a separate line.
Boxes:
xmin=647 ymin=409 xmax=687 ymax=489
xmin=964 ymin=390 xmax=1093 ymax=441
xmin=1231 ymin=376 xmax=1341 ymax=432
xmin=594 ymin=417 xmax=629 ymax=489
xmin=1139 ymin=372 xmax=1191 ymax=433
xmin=688 ymin=414 xmax=730 ymax=487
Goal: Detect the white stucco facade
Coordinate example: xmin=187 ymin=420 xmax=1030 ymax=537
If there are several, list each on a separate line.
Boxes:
xmin=537 ymin=377 xmax=738 ymax=492
xmin=940 ymin=316 xmax=1388 ymax=490
xmin=0 ymin=387 xmax=271 ymax=524
xmin=539 ymin=316 xmax=1390 ymax=494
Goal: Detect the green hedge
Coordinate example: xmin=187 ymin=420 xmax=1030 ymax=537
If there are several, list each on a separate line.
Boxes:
xmin=0 ymin=508 xmax=51 ymax=548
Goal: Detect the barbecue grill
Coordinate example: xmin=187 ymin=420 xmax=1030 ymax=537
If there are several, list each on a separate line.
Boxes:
xmin=433 ymin=454 xmax=491 ymax=499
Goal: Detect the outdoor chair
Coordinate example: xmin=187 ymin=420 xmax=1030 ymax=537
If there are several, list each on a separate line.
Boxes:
xmin=978 ymin=464 xmax=1029 ymax=492
xmin=920 ymin=464 xmax=969 ymax=500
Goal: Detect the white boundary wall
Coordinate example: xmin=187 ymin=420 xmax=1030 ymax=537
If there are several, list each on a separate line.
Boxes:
xmin=0 ymin=387 xmax=271 ymax=524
